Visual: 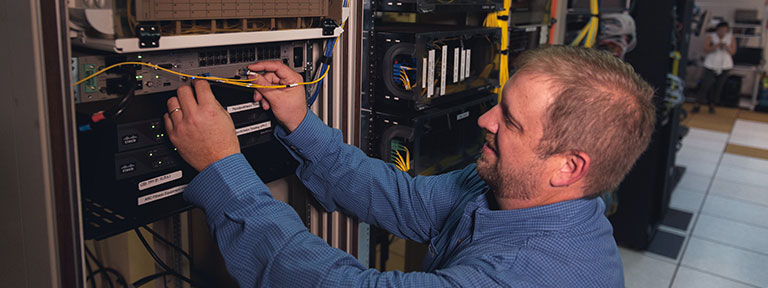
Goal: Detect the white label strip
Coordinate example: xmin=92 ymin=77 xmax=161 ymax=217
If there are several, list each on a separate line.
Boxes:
xmin=459 ymin=49 xmax=466 ymax=81
xmin=236 ymin=121 xmax=272 ymax=136
xmin=440 ymin=45 xmax=447 ymax=96
xmin=138 ymin=185 xmax=188 ymax=206
xmin=427 ymin=49 xmax=435 ymax=98
xmin=457 ymin=111 xmax=470 ymax=121
xmin=422 ymin=57 xmax=427 ymax=89
xmin=227 ymin=102 xmax=260 ymax=114
xmin=453 ymin=47 xmax=460 ymax=83
xmin=465 ymin=49 xmax=471 ymax=80
xmin=138 ymin=170 xmax=183 ymax=191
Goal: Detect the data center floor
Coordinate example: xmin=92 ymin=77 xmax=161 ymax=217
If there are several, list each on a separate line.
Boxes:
xmin=622 ymin=104 xmax=768 ymax=288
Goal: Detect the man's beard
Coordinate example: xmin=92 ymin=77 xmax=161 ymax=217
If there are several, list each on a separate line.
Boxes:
xmin=477 ymin=151 xmax=540 ymax=200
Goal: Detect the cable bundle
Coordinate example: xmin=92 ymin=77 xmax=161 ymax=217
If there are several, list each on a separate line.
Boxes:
xmin=307 ymin=0 xmax=349 ymax=106
xmin=393 ymin=63 xmax=416 ymax=90
xmin=390 ymin=141 xmax=411 ymax=172
xmin=570 ymin=0 xmax=600 ymax=48
xmin=308 ymin=37 xmax=338 ymax=106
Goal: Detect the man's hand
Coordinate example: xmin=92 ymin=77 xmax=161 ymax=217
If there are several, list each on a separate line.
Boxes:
xmin=247 ymin=61 xmax=308 ymax=133
xmin=164 ymin=80 xmax=240 ymax=172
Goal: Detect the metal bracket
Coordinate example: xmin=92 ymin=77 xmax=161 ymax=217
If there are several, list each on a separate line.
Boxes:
xmin=136 ymin=25 xmax=161 ymax=48
xmin=322 ymin=19 xmax=338 ymax=36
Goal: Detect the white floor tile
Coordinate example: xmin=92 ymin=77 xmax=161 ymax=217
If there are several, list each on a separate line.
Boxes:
xmin=728 ymin=135 xmax=768 ymax=151
xmin=686 ymin=128 xmax=731 ymax=143
xmin=677 ymin=172 xmax=712 ymax=193
xmin=713 ymin=165 xmax=768 ymax=188
xmin=677 ymin=146 xmax=721 ymax=165
xmin=732 ymin=119 xmax=768 ymax=133
xmin=672 ymin=266 xmax=757 ymax=288
xmin=719 ymin=153 xmax=768 ymax=172
xmin=709 ymin=178 xmax=768 ymax=207
xmin=677 ymin=160 xmax=719 ymax=178
xmin=692 ymin=214 xmax=768 ymax=255
xmin=619 ymin=247 xmax=677 ymax=288
xmin=701 ymin=195 xmax=768 ymax=229
xmin=669 ymin=187 xmax=705 ymax=213
xmin=729 ymin=120 xmax=768 ymax=150
xmin=681 ymin=138 xmax=728 ymax=153
xmin=681 ymin=238 xmax=768 ymax=287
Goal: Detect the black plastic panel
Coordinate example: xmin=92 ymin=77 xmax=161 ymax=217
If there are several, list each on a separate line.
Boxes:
xmin=362 ymin=93 xmax=497 ymax=176
xmin=369 ymin=25 xmax=501 ymax=112
xmin=375 ymin=0 xmax=502 ymax=13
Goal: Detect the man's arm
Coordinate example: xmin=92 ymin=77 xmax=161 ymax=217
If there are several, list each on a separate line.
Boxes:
xmin=185 ymin=153 xmax=492 ymax=287
xmin=275 ymin=110 xmax=474 ymax=242
xmin=163 ymin=77 xmax=494 ymax=287
xmin=247 ymin=61 xmax=470 ymax=242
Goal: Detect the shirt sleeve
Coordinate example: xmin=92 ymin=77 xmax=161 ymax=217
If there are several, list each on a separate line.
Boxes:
xmin=274 ymin=112 xmax=474 ymax=242
xmin=183 ymin=154 xmax=493 ymax=288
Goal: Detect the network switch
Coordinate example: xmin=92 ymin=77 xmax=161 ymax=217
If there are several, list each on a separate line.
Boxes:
xmin=76 ymin=67 xmax=299 ymax=240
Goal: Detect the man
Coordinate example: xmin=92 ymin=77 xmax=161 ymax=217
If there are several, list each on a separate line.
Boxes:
xmin=164 ymin=45 xmax=655 ymax=287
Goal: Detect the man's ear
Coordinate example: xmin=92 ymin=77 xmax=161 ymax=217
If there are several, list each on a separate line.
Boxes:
xmin=550 ymin=151 xmax=590 ymax=187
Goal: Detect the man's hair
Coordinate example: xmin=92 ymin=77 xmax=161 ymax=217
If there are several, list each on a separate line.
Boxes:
xmin=716 ymin=22 xmax=729 ymax=30
xmin=513 ymin=45 xmax=655 ymax=197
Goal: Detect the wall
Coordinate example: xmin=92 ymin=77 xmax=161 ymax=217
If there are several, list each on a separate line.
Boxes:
xmin=0 ymin=0 xmax=60 ymax=286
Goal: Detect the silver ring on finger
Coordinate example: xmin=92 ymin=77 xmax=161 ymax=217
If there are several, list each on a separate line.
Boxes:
xmin=169 ymin=107 xmax=182 ymax=116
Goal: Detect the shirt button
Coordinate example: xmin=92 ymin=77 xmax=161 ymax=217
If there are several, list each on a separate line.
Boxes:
xmin=457 ymin=239 xmax=462 ymax=245
xmin=289 ymin=145 xmax=297 ymax=151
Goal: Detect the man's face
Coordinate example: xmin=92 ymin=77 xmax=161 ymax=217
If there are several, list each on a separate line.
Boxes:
xmin=476 ymin=73 xmax=554 ymax=200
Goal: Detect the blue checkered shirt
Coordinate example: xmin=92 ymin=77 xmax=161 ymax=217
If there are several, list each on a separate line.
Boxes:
xmin=185 ymin=112 xmax=624 ymax=287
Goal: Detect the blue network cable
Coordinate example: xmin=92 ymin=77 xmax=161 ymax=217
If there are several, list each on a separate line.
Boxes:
xmin=309 ymin=36 xmax=337 ymax=106
xmin=308 ymin=0 xmax=347 ymax=107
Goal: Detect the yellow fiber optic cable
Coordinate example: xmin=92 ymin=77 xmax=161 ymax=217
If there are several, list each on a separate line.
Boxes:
xmin=73 ymin=61 xmax=330 ymax=89
xmin=484 ymin=0 xmax=510 ymax=102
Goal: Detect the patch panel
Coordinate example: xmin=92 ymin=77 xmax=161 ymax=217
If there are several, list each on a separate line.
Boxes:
xmin=362 ymin=93 xmax=497 ymax=176
xmin=368 ymin=25 xmax=501 ymax=112
xmin=375 ymin=0 xmax=502 ymax=13
xmin=73 ymin=41 xmax=313 ymax=103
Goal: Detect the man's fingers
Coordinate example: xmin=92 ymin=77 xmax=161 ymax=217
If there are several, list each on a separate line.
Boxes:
xmin=176 ymin=85 xmax=198 ymax=113
xmin=247 ymin=60 xmax=301 ymax=83
xmin=252 ymin=77 xmax=279 ymax=101
xmin=167 ymin=97 xmax=183 ymax=123
xmin=253 ymin=89 xmax=263 ymax=102
xmin=263 ymin=72 xmax=282 ymax=84
xmin=261 ymin=99 xmax=271 ymax=110
xmin=192 ymin=80 xmax=218 ymax=107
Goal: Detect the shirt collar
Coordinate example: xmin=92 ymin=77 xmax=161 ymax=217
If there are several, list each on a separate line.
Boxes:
xmin=469 ymin=195 xmax=603 ymax=238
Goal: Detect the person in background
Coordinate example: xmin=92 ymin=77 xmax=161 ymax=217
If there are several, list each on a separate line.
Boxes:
xmin=694 ymin=21 xmax=737 ymax=114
